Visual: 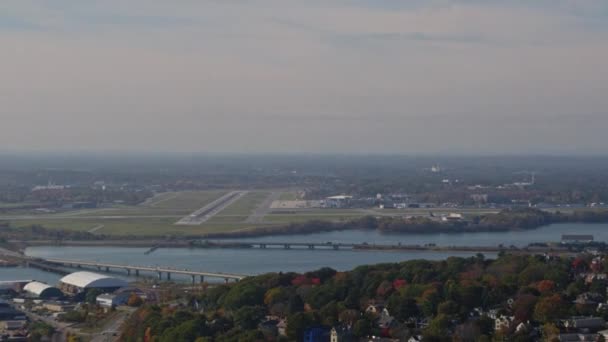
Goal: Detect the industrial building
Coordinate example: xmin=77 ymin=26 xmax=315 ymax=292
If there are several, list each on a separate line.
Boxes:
xmin=59 ymin=271 xmax=128 ymax=295
xmin=23 ymin=281 xmax=63 ymax=299
xmin=96 ymin=292 xmax=131 ymax=308
xmin=561 ymin=235 xmax=594 ymax=244
xmin=323 ymin=195 xmax=353 ymax=208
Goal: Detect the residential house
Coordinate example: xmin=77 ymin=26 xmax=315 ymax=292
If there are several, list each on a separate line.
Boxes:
xmin=563 ymin=317 xmax=605 ymax=331
xmin=277 ymin=319 xmax=287 ymax=336
xmin=574 ymin=293 xmax=604 ymax=308
xmin=377 ymin=309 xmax=394 ymax=329
xmin=558 ymin=333 xmax=598 ymax=341
xmin=259 ymin=319 xmax=279 ymax=338
xmin=583 ymin=273 xmax=608 ymax=285
xmin=495 ymin=315 xmax=514 ymax=332
xmin=330 ymin=326 xmax=353 ymax=342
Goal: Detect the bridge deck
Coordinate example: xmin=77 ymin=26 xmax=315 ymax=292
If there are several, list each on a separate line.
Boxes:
xmin=42 ymin=257 xmax=247 ymax=279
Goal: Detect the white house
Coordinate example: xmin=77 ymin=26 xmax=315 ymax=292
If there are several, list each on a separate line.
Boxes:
xmin=495 ymin=315 xmax=514 ymax=332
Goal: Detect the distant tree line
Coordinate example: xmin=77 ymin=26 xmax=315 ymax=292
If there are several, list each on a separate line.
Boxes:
xmin=204 ymin=208 xmax=608 ymax=239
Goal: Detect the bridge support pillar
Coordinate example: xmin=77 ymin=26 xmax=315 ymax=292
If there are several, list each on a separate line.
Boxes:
xmin=167 ymin=272 xmax=171 ymax=281
xmin=157 ymin=272 xmax=162 ymax=280
xmin=224 ymin=278 xmax=229 ymax=284
xmin=97 ymin=266 xmax=101 ymax=271
xmin=200 ymin=275 xmax=205 ymax=283
xmin=308 ymin=245 xmax=314 ymax=249
xmin=105 ymin=266 xmax=110 ymax=272
xmin=135 ymin=270 xmax=139 ymax=276
xmin=126 ymin=269 xmax=131 ymax=276
xmin=191 ymin=275 xmax=196 ymax=284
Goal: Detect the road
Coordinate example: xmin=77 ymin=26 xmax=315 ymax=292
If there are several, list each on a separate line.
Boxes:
xmin=90 ymin=309 xmax=135 ymax=342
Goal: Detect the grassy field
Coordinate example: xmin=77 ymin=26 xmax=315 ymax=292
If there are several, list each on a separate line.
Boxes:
xmin=145 ymin=191 xmax=228 ymax=210
xmin=11 ymin=217 xmax=265 ymax=236
xmin=57 ymin=191 xmax=229 ymax=218
xmin=215 ymin=191 xmax=270 ymax=216
xmin=278 ymin=191 xmax=300 ymax=201
xmin=263 ymin=214 xmax=365 ymax=224
xmin=8 ymin=191 xmax=277 ymax=236
xmin=4 ymin=190 xmax=507 ymax=236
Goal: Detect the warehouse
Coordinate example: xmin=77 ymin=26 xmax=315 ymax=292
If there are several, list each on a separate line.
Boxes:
xmin=23 ymin=281 xmax=63 ymax=299
xmin=59 ymin=272 xmax=128 ymax=295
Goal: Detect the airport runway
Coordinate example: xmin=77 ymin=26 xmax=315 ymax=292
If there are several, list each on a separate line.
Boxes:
xmin=175 ymin=191 xmax=248 ymax=225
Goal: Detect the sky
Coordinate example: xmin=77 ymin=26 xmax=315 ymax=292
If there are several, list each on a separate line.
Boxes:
xmin=1 ymin=0 xmax=607 ymax=155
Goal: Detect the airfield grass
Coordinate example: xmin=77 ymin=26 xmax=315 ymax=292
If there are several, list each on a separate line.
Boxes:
xmin=11 ymin=217 xmax=263 ymax=236
xmin=204 ymin=215 xmax=249 ymax=224
xmin=262 ymin=214 xmax=365 ymax=224
xmin=67 ymin=208 xmax=190 ymax=217
xmin=56 ymin=190 xmax=229 ymax=218
xmin=278 ymin=191 xmax=300 ymax=201
xmin=7 ymin=190 xmax=506 ymax=236
xmin=147 ymin=190 xmax=228 ymax=210
xmin=0 ymin=202 xmax=45 ymax=209
xmin=215 ymin=191 xmax=271 ymax=216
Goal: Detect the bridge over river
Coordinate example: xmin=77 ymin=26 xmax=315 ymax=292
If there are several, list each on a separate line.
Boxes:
xmin=14 ymin=255 xmax=248 ymax=283
xmin=16 ymin=239 xmax=572 ymax=254
xmin=191 ymin=240 xmax=567 ymax=253
xmin=41 ymin=257 xmax=247 ymax=283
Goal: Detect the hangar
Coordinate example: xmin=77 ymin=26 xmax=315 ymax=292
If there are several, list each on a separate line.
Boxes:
xmin=59 ymin=271 xmax=128 ymax=295
xmin=23 ymin=281 xmax=63 ymax=299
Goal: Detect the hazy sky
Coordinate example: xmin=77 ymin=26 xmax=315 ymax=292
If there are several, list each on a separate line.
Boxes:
xmin=1 ymin=0 xmax=607 ymax=154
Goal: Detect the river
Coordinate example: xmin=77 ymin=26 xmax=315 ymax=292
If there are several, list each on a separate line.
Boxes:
xmin=2 ymin=222 xmax=606 ymax=284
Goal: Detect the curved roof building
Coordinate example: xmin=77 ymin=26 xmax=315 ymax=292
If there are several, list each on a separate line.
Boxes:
xmin=59 ymin=272 xmax=128 ymax=293
xmin=23 ymin=281 xmax=63 ymax=299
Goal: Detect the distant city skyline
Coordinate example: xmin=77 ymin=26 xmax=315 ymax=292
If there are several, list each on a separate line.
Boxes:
xmin=1 ymin=1 xmax=607 ymax=154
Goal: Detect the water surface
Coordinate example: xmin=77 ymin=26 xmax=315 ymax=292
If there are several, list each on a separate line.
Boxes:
xmin=12 ymin=222 xmax=608 ymax=284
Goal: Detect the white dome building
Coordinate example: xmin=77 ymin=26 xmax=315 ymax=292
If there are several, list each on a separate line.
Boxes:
xmin=23 ymin=281 xmax=63 ymax=299
xmin=59 ymin=271 xmax=128 ymax=295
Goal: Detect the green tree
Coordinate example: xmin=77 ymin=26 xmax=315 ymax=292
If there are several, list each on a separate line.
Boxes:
xmin=234 ymin=306 xmax=266 ymax=330
xmin=424 ymin=314 xmax=449 ymax=340
xmin=222 ymin=281 xmax=266 ymax=309
xmin=353 ymin=318 xmax=373 ymax=337
xmin=85 ymin=288 xmax=104 ymax=304
xmin=437 ymin=300 xmax=459 ymax=317
xmin=534 ymin=294 xmax=568 ymax=323
xmin=286 ymin=312 xmax=319 ymax=341
xmin=287 ymin=294 xmax=304 ymax=314
xmin=319 ymin=301 xmax=339 ymax=326
xmin=388 ymin=295 xmax=420 ymax=320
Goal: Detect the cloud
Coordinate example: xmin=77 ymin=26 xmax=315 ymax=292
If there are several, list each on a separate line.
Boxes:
xmin=0 ymin=0 xmax=607 ymax=154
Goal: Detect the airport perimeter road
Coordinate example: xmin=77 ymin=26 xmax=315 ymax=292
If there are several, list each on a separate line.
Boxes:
xmin=175 ymin=191 xmax=248 ymax=225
